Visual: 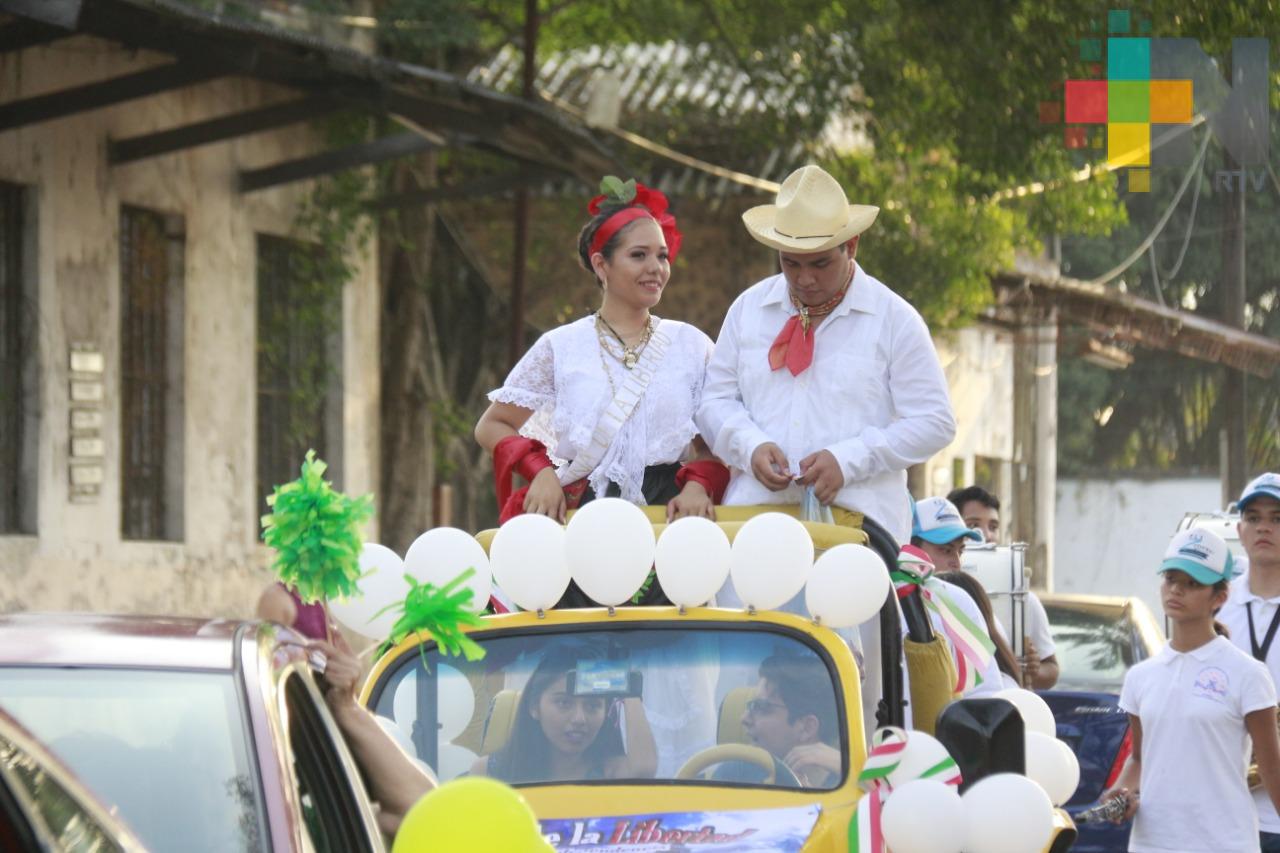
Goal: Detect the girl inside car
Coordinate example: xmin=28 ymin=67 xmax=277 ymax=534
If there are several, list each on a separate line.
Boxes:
xmin=472 ymin=647 xmax=656 ymax=784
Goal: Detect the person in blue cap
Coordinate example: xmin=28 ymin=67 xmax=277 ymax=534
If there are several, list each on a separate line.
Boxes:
xmin=902 ymin=496 xmax=1003 ymax=697
xmin=1104 ymin=527 xmax=1280 ymax=853
xmin=909 ymin=495 xmax=983 ymax=572
xmin=1219 ymin=472 xmax=1280 ymax=850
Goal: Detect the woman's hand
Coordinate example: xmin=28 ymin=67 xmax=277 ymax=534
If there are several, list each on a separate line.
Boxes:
xmin=310 ymin=639 xmax=363 ymax=719
xmin=667 ymin=481 xmax=715 ymax=521
xmin=524 ymin=467 xmax=567 ymax=523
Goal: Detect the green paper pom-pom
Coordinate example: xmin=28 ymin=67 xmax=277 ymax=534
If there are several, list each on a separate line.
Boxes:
xmin=261 ymin=450 xmax=374 ymax=604
xmin=376 ymin=569 xmax=487 ymax=664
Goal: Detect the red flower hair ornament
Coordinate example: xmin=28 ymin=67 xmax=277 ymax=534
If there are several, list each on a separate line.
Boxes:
xmin=587 ymin=177 xmax=682 ymax=263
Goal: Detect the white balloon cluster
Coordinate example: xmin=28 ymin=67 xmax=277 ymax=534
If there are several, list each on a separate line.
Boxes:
xmin=994 ymin=687 xmax=1081 ymax=808
xmin=330 ymin=530 xmax=492 ymax=640
xmin=729 ymin=513 xmax=890 ymax=626
xmin=331 ymin=505 xmax=898 ymax=637
xmin=876 ymin=729 xmax=1060 ymax=853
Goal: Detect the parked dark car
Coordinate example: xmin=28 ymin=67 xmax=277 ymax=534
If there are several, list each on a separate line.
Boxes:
xmin=0 ymin=613 xmax=386 ymax=853
xmin=0 ymin=706 xmax=147 ymax=852
xmin=1038 ymin=593 xmax=1164 ymax=853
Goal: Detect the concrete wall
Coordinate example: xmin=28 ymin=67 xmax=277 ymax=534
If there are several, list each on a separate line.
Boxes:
xmin=921 ymin=324 xmax=1016 ymax=499
xmin=0 ymin=36 xmax=379 ymax=617
xmin=1055 ymin=475 xmax=1221 ymax=617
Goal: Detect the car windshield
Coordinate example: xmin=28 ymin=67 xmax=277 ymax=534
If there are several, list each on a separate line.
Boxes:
xmin=0 ymin=667 xmax=263 ymax=853
xmin=1043 ymin=604 xmax=1137 ymax=690
xmin=370 ymin=625 xmax=847 ymax=790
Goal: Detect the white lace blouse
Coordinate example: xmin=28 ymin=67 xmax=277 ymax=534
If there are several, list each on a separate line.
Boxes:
xmin=489 ymin=315 xmax=714 ymax=504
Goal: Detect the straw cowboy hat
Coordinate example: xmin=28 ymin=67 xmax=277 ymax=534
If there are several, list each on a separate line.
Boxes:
xmin=742 ymin=165 xmax=879 ymax=253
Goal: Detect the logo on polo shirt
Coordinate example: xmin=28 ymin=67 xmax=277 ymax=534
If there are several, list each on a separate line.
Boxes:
xmin=1192 ymin=666 xmax=1230 ymax=703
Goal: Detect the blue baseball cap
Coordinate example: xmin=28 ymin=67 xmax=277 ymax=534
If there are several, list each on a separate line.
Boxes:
xmin=1239 ymin=473 xmax=1280 ymax=512
xmin=1160 ymin=528 xmax=1236 ymax=585
xmin=912 ymin=496 xmax=984 ymax=545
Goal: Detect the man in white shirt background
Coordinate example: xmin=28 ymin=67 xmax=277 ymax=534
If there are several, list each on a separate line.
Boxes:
xmin=695 ymin=164 xmax=956 ymax=545
xmin=948 ymin=485 xmax=1060 ymax=690
xmin=1217 ymin=471 xmax=1280 ymax=853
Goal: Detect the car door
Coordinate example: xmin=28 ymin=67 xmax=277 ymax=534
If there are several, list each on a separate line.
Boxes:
xmin=278 ymin=669 xmax=385 ymax=853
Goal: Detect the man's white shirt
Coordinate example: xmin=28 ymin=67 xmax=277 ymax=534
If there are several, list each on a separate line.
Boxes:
xmin=1119 ymin=636 xmax=1276 ymax=853
xmin=1220 ymin=570 xmax=1280 ymax=833
xmin=696 ymin=266 xmax=956 ymax=544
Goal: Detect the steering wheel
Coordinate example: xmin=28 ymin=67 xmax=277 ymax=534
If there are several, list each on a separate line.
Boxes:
xmin=675 ymin=744 xmax=801 ymax=787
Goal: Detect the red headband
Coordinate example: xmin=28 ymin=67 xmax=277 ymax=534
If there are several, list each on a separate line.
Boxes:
xmin=587 ymin=182 xmax=682 ymax=263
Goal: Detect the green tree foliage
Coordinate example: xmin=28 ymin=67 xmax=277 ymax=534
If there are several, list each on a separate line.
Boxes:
xmin=339 ymin=0 xmax=1143 ymax=325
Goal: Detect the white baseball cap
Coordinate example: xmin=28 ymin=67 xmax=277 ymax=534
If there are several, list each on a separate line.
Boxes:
xmin=1159 ymin=528 xmax=1236 ymax=584
xmin=911 ymin=496 xmax=983 ymax=545
xmin=1239 ymin=472 xmax=1280 ymax=511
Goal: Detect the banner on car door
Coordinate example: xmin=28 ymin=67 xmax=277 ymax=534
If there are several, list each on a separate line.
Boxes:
xmin=540 ymin=805 xmax=821 ymax=852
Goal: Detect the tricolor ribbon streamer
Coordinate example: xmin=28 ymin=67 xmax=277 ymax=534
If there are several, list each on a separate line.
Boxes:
xmin=893 ymin=544 xmax=997 ymax=692
xmin=848 ymin=727 xmax=963 ymax=852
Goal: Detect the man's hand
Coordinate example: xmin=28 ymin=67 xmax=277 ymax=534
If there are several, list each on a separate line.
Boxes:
xmin=1098 ymin=786 xmax=1140 ymax=823
xmin=1020 ymin=637 xmax=1040 ymax=685
xmin=667 ymin=481 xmax=716 ymax=522
xmin=784 ymin=742 xmax=841 ymax=788
xmin=797 ymin=450 xmax=844 ymax=504
xmin=524 ymin=467 xmax=567 ymax=523
xmin=750 ymin=443 xmax=794 ymax=491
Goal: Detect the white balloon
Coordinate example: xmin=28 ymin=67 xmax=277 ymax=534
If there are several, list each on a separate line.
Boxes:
xmin=388 ymin=663 xmax=477 ymax=746
xmin=329 ymin=543 xmax=409 ymax=640
xmin=375 ymin=715 xmax=417 ymax=757
xmin=804 ymin=544 xmax=890 ymax=627
xmin=963 ymin=773 xmax=1054 ymax=853
xmin=565 ymin=498 xmax=656 ymax=606
xmin=882 ymin=779 xmax=965 ymax=853
xmin=995 ymin=687 xmax=1057 ymax=738
xmin=1025 ymin=732 xmax=1078 ymax=806
xmin=490 ymin=514 xmax=570 ymax=612
xmin=435 ymin=743 xmax=479 ymax=783
xmin=1055 ymin=738 xmax=1081 ymax=805
xmin=887 ymin=730 xmax=956 ymax=789
xmin=730 ymin=513 xmax=814 ymax=610
xmin=404 ymin=527 xmax=492 ymax=614
xmin=655 ymin=517 xmax=731 ymax=608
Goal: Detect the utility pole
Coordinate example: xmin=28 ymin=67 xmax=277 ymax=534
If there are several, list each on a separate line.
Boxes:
xmin=507 ymin=0 xmax=538 ymax=369
xmin=1220 ymin=149 xmax=1248 ymax=507
xmin=1011 ymin=308 xmax=1058 ymax=590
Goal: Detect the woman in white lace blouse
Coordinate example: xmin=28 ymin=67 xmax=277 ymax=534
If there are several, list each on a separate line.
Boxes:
xmin=474 ymin=178 xmax=728 ymax=530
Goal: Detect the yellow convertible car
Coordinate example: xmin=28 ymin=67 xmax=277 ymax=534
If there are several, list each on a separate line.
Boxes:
xmin=361 ymin=510 xmax=1076 ymax=852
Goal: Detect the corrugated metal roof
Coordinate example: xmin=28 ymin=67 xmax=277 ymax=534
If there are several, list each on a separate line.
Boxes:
xmin=469 ymin=42 xmax=822 ymax=198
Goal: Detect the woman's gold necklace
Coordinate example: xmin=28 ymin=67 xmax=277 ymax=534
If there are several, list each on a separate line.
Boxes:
xmin=595 ymin=312 xmax=654 ymax=370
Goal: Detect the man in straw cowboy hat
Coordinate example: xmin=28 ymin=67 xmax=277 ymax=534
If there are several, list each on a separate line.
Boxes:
xmin=696 ymin=164 xmax=956 ymax=545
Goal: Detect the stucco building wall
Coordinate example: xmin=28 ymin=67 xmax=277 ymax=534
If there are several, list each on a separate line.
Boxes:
xmin=0 ymin=36 xmax=379 ymax=616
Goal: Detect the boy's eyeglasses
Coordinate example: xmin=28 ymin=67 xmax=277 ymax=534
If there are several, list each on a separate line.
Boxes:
xmin=745 ymin=698 xmax=786 ymax=716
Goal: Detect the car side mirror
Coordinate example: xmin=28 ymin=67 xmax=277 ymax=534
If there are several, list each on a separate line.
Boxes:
xmin=934 ymin=697 xmax=1025 ymax=793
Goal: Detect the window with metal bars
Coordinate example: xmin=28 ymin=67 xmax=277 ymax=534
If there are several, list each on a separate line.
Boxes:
xmin=255 ymin=234 xmax=344 ymax=512
xmin=120 ymin=205 xmax=184 ymax=541
xmin=0 ymin=181 xmax=37 ymax=535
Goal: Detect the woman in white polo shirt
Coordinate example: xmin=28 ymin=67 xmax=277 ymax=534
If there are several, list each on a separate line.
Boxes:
xmin=1104 ymin=528 xmax=1280 ymax=852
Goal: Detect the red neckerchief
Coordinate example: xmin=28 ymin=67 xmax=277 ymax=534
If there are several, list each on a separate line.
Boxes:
xmin=767 ymin=263 xmax=855 ymax=376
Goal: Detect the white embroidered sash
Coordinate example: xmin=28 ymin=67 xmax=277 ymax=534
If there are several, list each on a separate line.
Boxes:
xmin=558 ymin=320 xmax=673 ymax=487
